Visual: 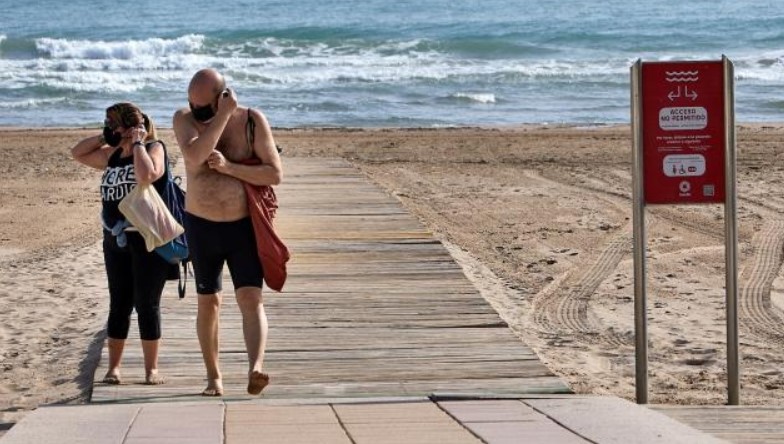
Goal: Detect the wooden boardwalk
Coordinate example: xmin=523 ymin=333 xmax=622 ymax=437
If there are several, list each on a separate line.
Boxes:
xmin=92 ymin=157 xmax=569 ymax=403
xmin=651 ymin=405 xmax=784 ymax=444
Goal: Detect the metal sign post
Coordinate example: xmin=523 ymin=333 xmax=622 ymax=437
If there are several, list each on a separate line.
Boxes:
xmin=630 ymin=60 xmax=648 ymax=405
xmin=630 ymin=57 xmax=738 ymax=405
xmin=723 ymin=56 xmax=739 ymax=405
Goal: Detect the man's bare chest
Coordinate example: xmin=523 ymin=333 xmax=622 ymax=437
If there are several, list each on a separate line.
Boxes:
xmin=216 ymin=133 xmax=250 ymax=162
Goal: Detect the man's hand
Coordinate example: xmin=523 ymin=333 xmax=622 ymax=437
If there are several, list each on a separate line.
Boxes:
xmin=207 ymin=149 xmax=230 ymax=173
xmin=216 ymin=88 xmax=238 ymax=117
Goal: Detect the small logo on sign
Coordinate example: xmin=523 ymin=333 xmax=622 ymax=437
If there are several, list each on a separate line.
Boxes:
xmin=679 ymin=180 xmax=691 ymax=196
xmin=663 ymin=154 xmax=706 ymax=177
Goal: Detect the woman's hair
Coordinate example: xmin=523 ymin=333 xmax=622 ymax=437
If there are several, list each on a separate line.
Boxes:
xmin=105 ymin=102 xmax=158 ymax=141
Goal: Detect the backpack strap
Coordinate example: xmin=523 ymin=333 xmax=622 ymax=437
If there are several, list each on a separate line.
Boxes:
xmin=143 ymin=139 xmax=172 ymax=178
xmin=178 ymin=262 xmax=189 ymax=299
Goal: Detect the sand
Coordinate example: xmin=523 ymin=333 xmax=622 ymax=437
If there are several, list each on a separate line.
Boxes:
xmin=2 ymin=125 xmax=784 ymax=433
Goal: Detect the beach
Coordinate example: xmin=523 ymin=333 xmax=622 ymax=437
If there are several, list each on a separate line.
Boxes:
xmin=2 ymin=125 xmax=784 ymax=435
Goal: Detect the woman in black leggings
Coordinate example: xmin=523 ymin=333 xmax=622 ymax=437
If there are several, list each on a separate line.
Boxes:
xmin=71 ymin=102 xmax=169 ymax=385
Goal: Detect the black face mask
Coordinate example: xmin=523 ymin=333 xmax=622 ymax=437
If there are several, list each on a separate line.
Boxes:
xmin=103 ymin=126 xmax=122 ymax=147
xmin=190 ymin=102 xmax=215 ymax=122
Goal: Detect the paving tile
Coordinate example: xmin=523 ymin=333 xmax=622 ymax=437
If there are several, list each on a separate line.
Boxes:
xmin=226 ymin=404 xmax=339 ymax=425
xmin=465 ymin=421 xmax=589 ymax=444
xmin=229 ymin=396 xmax=430 ymax=407
xmin=124 ymin=403 xmax=223 ymax=444
xmin=225 ymin=423 xmax=351 ymax=444
xmin=525 ymin=397 xmax=728 ymax=444
xmin=0 ymin=404 xmax=139 ymax=444
xmin=345 ymin=423 xmax=482 ymax=444
xmin=333 ymin=402 xmax=452 ymax=424
xmin=438 ymin=400 xmax=547 ymax=423
xmin=124 ymin=438 xmax=219 ymax=444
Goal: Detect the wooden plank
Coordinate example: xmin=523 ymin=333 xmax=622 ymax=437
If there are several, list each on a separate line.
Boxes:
xmin=651 ymin=405 xmax=784 ymax=444
xmin=91 ymin=157 xmax=569 ymax=404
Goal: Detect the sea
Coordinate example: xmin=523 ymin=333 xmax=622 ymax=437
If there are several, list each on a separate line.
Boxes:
xmin=0 ymin=0 xmax=782 ymax=127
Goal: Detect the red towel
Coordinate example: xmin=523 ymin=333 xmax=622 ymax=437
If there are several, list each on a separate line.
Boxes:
xmin=241 ymin=166 xmax=290 ymax=292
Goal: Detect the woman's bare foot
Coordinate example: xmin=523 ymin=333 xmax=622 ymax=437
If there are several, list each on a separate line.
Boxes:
xmin=102 ymin=369 xmax=121 ymax=385
xmin=145 ymin=370 xmax=165 ymax=385
xmin=247 ymin=371 xmax=269 ymax=395
xmin=201 ymin=378 xmax=223 ymax=396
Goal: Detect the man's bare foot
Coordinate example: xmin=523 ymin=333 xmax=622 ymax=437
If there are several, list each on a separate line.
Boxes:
xmin=102 ymin=369 xmax=121 ymax=385
xmin=145 ymin=370 xmax=165 ymax=385
xmin=201 ymin=379 xmax=223 ymax=397
xmin=247 ymin=371 xmax=270 ymax=395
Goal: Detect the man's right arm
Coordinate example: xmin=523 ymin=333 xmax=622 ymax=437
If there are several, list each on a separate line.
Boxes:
xmin=172 ymin=109 xmax=232 ymax=169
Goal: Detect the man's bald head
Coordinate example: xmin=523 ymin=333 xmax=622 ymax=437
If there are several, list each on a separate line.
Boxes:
xmin=188 ymin=68 xmax=226 ymax=105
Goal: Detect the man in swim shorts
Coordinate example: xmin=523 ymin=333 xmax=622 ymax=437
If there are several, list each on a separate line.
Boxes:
xmin=173 ymin=68 xmax=282 ymax=396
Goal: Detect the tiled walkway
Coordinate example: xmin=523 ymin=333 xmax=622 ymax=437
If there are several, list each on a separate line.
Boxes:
xmin=2 ymin=396 xmax=727 ymax=444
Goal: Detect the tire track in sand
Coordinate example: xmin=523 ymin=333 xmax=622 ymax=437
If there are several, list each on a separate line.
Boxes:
xmin=739 ymin=219 xmax=784 ymax=339
xmin=525 ymin=170 xmax=636 ymax=346
xmin=554 ymin=233 xmax=631 ymax=333
xmin=570 ymin=168 xmax=784 ymax=342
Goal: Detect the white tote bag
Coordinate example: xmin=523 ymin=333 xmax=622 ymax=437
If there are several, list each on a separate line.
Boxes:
xmin=119 ymin=184 xmax=184 ymax=252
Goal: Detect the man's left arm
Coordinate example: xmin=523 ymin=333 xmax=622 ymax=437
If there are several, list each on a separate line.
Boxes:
xmin=207 ymin=109 xmax=283 ymax=186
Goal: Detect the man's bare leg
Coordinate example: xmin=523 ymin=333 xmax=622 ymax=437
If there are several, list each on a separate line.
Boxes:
xmin=197 ymin=293 xmax=223 ymax=396
xmin=236 ymin=287 xmax=269 ymax=395
xmin=103 ymin=338 xmax=125 ymax=384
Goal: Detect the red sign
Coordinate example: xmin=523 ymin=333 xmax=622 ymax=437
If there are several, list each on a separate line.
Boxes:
xmin=641 ymin=61 xmax=726 ymax=204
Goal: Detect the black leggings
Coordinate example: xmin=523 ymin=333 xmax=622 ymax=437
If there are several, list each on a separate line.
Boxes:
xmin=103 ymin=231 xmax=169 ymax=340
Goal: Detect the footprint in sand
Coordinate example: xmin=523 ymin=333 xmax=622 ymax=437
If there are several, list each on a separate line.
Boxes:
xmin=684 ymin=355 xmax=716 ymax=366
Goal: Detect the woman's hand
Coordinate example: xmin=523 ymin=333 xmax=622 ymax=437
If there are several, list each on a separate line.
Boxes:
xmin=128 ymin=125 xmax=148 ymax=145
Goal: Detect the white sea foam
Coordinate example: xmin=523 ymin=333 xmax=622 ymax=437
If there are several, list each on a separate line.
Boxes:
xmin=0 ymin=97 xmax=69 ymax=109
xmin=40 ymin=74 xmax=143 ymax=93
xmin=221 ymin=37 xmax=430 ymax=59
xmin=732 ymin=50 xmax=784 ymax=82
xmin=0 ymin=52 xmax=637 ymax=95
xmin=35 ymin=34 xmax=205 ymax=60
xmin=0 ymin=60 xmax=166 ymax=92
xmin=451 ymin=93 xmax=496 ymax=103
xmin=7 ymin=34 xmax=635 ymax=90
xmin=8 ymin=44 xmax=782 ymax=96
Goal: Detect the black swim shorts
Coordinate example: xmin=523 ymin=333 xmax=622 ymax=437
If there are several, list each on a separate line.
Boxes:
xmin=184 ymin=212 xmax=264 ymax=295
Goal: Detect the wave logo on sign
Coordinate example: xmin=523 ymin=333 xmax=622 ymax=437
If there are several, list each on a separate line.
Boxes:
xmin=666 ymin=71 xmax=699 ymax=82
